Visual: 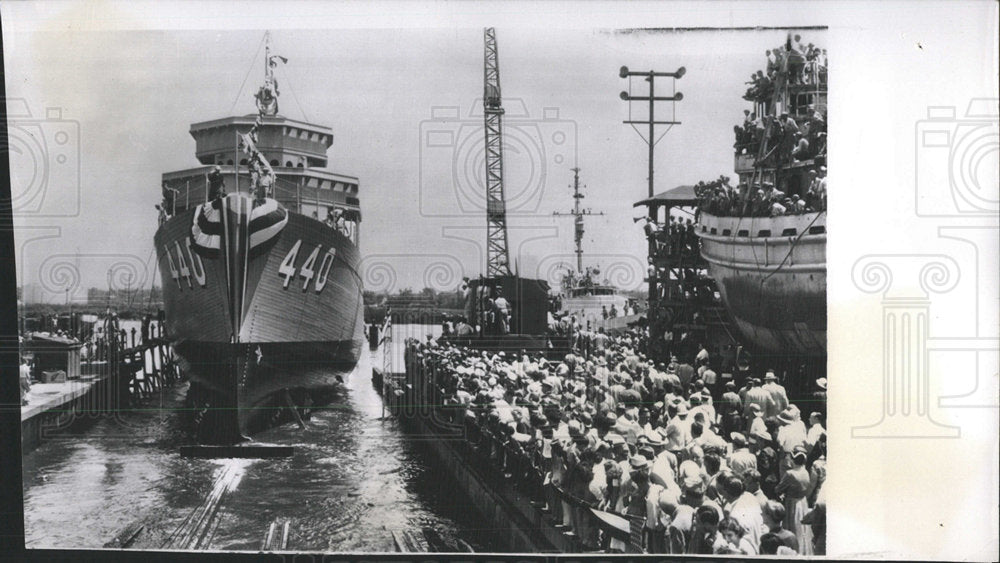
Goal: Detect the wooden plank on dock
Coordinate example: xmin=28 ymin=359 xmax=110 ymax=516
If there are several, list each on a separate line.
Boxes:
xmin=261 ymin=521 xmax=277 ymax=550
xmin=103 ymin=521 xmax=145 ymax=548
xmin=391 ymin=529 xmax=430 ymax=553
xmin=261 ymin=519 xmax=291 ymax=551
xmin=162 ymin=459 xmax=247 ymax=550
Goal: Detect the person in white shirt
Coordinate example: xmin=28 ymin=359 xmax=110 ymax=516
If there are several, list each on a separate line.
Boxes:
xmin=493 ymin=289 xmax=511 ymax=334
xmin=761 ymin=371 xmax=789 ymax=419
xmin=20 ymin=358 xmax=33 ymax=405
xmin=717 ymin=470 xmax=766 ymax=550
xmin=805 ymin=412 xmax=826 ymax=452
xmin=776 ymin=407 xmax=808 ymax=478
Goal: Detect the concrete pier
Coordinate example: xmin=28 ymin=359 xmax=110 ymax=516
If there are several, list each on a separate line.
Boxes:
xmin=20 ymin=373 xmax=111 ymax=452
xmin=21 ymin=336 xmax=179 ymax=453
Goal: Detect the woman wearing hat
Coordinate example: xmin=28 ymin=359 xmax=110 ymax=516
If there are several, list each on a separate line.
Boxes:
xmin=774 ymin=445 xmax=813 ymax=554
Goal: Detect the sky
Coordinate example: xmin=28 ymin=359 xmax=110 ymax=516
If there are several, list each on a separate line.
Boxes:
xmin=10 ymin=25 xmax=819 ymax=300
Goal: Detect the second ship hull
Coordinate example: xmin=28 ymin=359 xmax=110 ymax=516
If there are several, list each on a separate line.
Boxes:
xmin=697 ymin=211 xmax=826 ymax=357
xmin=155 ymin=199 xmax=364 ymax=442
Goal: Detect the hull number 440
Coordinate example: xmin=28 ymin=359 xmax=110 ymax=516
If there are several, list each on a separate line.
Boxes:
xmin=164 ymin=237 xmax=207 ymax=289
xmin=279 ymin=239 xmax=337 ymax=292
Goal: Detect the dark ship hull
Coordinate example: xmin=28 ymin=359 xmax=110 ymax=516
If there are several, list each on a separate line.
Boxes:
xmin=697 ymin=211 xmax=826 ymax=357
xmin=154 ymin=200 xmax=363 ymax=442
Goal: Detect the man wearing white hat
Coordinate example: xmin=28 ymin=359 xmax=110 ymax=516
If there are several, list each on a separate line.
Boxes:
xmin=812 ymin=377 xmax=827 ymax=420
xmin=806 ymin=412 xmax=825 ymax=453
xmin=762 ymin=370 xmax=789 ymax=419
xmin=776 ymin=407 xmax=807 ymax=479
xmin=747 ymin=403 xmax=769 ymax=441
xmin=743 ymin=378 xmax=775 ymax=425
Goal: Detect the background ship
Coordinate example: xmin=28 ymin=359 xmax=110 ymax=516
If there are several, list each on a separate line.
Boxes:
xmin=551 ymin=168 xmax=638 ymax=332
xmin=695 ymin=34 xmax=827 ymax=358
xmin=557 ymin=266 xmax=635 ymax=330
xmin=154 ymin=34 xmax=364 ymax=443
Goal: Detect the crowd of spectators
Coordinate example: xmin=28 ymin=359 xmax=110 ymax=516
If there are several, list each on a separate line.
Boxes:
xmin=735 ymin=34 xmax=828 ymax=179
xmin=694 ymin=167 xmax=827 ymax=219
xmin=458 ymin=278 xmax=514 ymax=336
xmin=640 ymin=215 xmax=700 ymax=261
xmin=743 ymin=35 xmax=827 ymax=109
xmin=734 ymin=109 xmax=826 ymax=164
xmin=402 ymin=328 xmax=827 ymax=555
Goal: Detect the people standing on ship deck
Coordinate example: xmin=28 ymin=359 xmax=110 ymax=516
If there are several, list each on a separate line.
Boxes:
xmin=792 ymin=133 xmax=810 ymax=161
xmin=333 ymin=208 xmax=349 ymax=237
xmin=207 ymin=165 xmax=225 ymax=201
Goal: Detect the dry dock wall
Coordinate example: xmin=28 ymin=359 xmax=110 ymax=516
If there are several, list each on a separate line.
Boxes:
xmin=404 ymin=415 xmax=580 ymax=554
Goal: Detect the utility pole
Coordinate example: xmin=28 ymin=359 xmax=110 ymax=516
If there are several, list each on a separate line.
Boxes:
xmin=619 ymin=64 xmax=685 ymax=359
xmin=619 ymin=65 xmax=685 ymax=200
xmin=552 ymin=167 xmax=604 ymax=273
xmin=483 ymin=27 xmax=512 ymax=278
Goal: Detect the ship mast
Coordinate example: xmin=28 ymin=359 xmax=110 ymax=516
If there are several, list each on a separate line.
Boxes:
xmin=552 ymin=167 xmax=604 ymax=273
xmin=239 ymin=31 xmax=286 ymax=203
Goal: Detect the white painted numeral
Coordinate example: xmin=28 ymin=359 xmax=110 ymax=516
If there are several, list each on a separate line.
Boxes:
xmin=299 ymin=245 xmax=321 ymax=291
xmin=164 ymin=245 xmax=181 ymax=289
xmin=185 ymin=238 xmax=207 ymax=287
xmin=279 ymin=239 xmax=302 ymax=289
xmin=174 ymin=241 xmax=192 ymax=288
xmin=314 ymin=248 xmax=336 ymax=292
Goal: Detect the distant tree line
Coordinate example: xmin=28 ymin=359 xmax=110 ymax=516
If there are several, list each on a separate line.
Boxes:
xmin=363 ymin=287 xmax=464 ymax=324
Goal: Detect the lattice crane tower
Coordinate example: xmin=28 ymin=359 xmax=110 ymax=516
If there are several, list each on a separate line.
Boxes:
xmin=483 ymin=27 xmax=512 ymax=277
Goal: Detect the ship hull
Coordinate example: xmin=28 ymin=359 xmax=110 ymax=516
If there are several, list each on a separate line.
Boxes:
xmin=154 ymin=202 xmax=364 ymax=442
xmin=697 ymin=212 xmax=826 ymax=357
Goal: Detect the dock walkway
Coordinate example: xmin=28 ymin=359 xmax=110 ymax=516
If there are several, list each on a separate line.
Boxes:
xmin=21 ymin=330 xmax=180 ymax=453
xmin=20 ymin=377 xmax=107 ymax=423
